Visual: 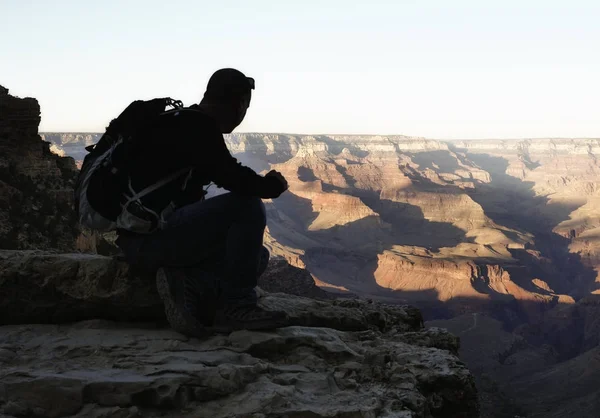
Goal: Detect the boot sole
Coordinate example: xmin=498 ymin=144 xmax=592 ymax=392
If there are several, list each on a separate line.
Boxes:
xmin=156 ymin=268 xmax=208 ymax=338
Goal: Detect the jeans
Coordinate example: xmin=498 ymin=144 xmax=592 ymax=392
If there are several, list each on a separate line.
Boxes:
xmin=117 ymin=192 xmax=268 ymax=306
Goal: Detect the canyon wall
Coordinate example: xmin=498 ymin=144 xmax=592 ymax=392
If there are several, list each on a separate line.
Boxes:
xmin=43 ymin=131 xmax=600 ymax=305
xmin=0 ymin=86 xmax=80 ymax=250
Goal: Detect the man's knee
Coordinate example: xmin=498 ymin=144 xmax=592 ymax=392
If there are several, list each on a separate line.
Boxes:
xmin=230 ymin=194 xmax=266 ymax=227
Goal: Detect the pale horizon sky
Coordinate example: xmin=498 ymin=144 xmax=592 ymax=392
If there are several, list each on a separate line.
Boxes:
xmin=1 ymin=0 xmax=599 ymax=139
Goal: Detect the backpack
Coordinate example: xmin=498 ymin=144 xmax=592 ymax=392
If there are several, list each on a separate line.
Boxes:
xmin=74 ymin=97 xmax=192 ymax=234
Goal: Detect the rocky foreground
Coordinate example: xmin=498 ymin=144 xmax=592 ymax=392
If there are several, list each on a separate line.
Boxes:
xmin=0 ymin=251 xmax=479 ymax=418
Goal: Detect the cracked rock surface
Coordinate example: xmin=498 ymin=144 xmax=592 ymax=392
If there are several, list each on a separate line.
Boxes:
xmin=0 ymin=251 xmax=329 ymax=325
xmin=0 ymin=251 xmax=478 ymax=417
xmin=0 ymin=293 xmax=477 ymax=418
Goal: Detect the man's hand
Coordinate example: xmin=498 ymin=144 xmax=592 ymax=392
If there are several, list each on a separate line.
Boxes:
xmin=263 ymin=170 xmax=288 ymax=198
xmin=266 ymin=170 xmax=288 ymax=189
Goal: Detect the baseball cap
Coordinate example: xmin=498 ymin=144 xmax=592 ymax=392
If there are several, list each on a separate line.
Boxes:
xmin=204 ymin=68 xmax=255 ymax=101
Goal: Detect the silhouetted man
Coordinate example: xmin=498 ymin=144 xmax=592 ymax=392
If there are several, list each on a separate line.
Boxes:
xmin=116 ymin=68 xmax=289 ymax=335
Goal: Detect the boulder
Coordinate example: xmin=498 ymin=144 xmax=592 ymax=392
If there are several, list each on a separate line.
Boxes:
xmin=0 ymin=251 xmax=161 ymax=324
xmin=0 ymin=251 xmax=333 ymax=325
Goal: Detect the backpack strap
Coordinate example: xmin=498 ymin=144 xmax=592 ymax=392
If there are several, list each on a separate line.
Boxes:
xmin=123 ymin=167 xmax=192 ymax=206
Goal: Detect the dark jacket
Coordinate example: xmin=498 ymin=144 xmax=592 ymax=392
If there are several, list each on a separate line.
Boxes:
xmin=127 ymin=105 xmax=280 ymax=214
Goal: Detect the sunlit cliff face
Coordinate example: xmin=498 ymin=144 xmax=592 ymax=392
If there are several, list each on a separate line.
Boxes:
xmin=49 ymin=143 xmax=66 ymax=157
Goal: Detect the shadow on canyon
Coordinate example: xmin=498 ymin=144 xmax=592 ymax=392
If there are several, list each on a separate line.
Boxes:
xmin=460 ymin=151 xmax=582 ymax=231
xmin=313 ymin=135 xmax=369 ymax=158
xmin=453 ymin=148 xmax=599 ymax=297
xmin=406 ymin=150 xmax=463 ymax=173
xmin=271 ymin=166 xmax=470 ymax=251
xmin=268 ymin=147 xmax=599 ymax=313
xmin=402 ymin=147 xmax=598 ymax=297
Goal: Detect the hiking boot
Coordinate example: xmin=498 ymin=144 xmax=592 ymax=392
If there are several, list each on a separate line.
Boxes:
xmin=211 ymin=303 xmax=289 ymax=333
xmin=156 ymin=267 xmax=213 ymax=337
xmin=258 ymin=246 xmax=269 ymax=278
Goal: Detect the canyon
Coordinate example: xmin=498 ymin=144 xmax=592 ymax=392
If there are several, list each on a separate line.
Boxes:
xmin=43 ymin=130 xmax=600 ymax=417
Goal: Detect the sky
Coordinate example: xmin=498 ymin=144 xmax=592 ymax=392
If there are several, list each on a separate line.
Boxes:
xmin=1 ymin=0 xmax=599 ymax=139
